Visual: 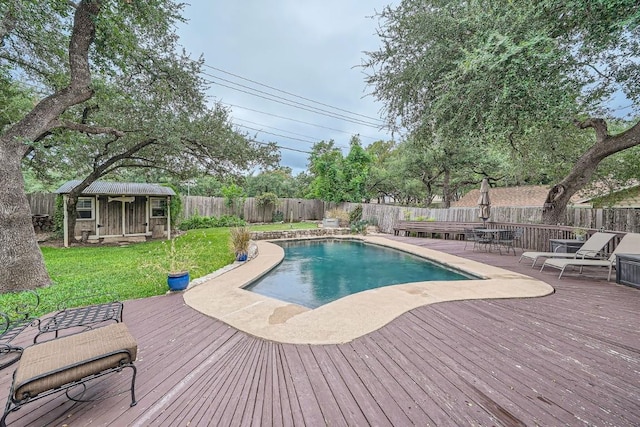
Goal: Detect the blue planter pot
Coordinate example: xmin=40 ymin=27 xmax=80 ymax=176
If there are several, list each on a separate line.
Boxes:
xmin=167 ymin=271 xmax=190 ymax=291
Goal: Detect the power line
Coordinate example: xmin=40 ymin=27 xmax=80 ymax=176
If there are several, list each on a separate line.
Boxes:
xmin=252 ymin=139 xmax=311 ymax=154
xmin=234 ymin=118 xmax=324 ymax=142
xmin=203 ymin=63 xmax=385 ymax=123
xmin=222 ymin=101 xmax=384 ymax=141
xmin=201 ymin=71 xmax=381 ymax=128
xmin=236 ymin=124 xmax=318 ymax=144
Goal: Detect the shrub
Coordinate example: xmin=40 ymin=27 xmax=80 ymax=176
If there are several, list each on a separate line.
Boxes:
xmin=272 ymin=210 xmax=284 ymax=222
xmin=350 ymin=220 xmax=368 ymax=235
xmin=178 ymin=214 xmax=246 ymax=230
xmin=349 ymin=204 xmax=363 ymax=223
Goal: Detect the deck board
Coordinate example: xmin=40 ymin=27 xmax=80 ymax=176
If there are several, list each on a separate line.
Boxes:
xmin=0 ymin=236 xmax=638 ymax=426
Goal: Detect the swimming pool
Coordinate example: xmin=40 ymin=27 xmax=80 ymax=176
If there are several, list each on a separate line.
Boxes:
xmin=245 ymin=239 xmax=478 ymax=308
xmin=184 ymin=236 xmax=555 ymax=344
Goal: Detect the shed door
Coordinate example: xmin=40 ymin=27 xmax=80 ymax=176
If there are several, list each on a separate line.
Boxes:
xmin=126 ymin=196 xmax=147 ymax=234
xmin=99 ymin=196 xmax=122 ymax=236
xmin=99 ymin=196 xmax=147 ymax=236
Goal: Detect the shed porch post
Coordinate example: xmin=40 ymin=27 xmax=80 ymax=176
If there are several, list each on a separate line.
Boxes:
xmin=63 ymin=195 xmax=69 ymax=248
xmin=166 ymin=196 xmax=171 ymax=240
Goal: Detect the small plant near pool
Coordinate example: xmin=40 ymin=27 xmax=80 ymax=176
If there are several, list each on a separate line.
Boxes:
xmin=350 ymin=220 xmax=369 ymax=235
xmin=230 ymin=226 xmax=252 ymax=260
xmin=325 ymin=208 xmax=349 ymax=226
xmin=349 ymin=204 xmax=363 ymax=223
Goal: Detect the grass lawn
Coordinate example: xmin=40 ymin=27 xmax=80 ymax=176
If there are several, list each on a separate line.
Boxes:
xmin=1 ymin=222 xmax=318 ymax=316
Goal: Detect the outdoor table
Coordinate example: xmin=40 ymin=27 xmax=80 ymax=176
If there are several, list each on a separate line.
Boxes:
xmin=549 ymin=239 xmax=584 ymax=254
xmin=474 ymin=229 xmax=508 ymax=253
xmin=616 ymin=253 xmax=640 ymax=289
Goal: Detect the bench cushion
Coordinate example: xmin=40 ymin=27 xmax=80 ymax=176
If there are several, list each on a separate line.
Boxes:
xmin=14 ymin=323 xmax=137 ymax=400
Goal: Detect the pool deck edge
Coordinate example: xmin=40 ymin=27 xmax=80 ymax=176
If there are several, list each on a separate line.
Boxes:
xmin=183 ymin=235 xmax=554 ymax=344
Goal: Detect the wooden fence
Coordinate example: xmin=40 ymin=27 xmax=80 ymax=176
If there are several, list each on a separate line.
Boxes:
xmin=26 ymin=193 xmax=57 ymax=216
xmin=26 ymin=193 xmax=639 ymax=241
xmin=338 ymin=202 xmax=640 ymax=234
xmin=184 ymin=197 xmax=335 ymax=223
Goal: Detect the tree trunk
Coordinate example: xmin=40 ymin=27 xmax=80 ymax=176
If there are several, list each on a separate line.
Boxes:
xmin=0 ymin=143 xmax=51 ymax=291
xmin=442 ymin=168 xmax=452 ymax=208
xmin=66 ymin=195 xmax=79 ymax=245
xmin=0 ymin=0 xmax=101 ymax=291
xmin=542 ymin=119 xmax=640 ymax=224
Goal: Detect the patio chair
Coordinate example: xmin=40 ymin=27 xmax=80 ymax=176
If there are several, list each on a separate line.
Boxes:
xmin=512 ymin=228 xmax=524 ymax=249
xmin=463 ymin=228 xmax=479 ymax=250
xmin=473 ymin=229 xmax=499 ymax=253
xmin=519 ymin=232 xmax=616 ymax=267
xmin=540 ymin=233 xmax=640 ymax=279
xmin=496 ymin=230 xmax=518 ymax=255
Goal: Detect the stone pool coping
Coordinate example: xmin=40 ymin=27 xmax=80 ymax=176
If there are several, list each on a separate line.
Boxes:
xmin=183 ymin=235 xmax=554 ymax=344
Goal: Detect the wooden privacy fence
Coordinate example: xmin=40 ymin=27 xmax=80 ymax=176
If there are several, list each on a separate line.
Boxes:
xmin=338 ymin=202 xmax=640 ymax=234
xmin=26 ymin=193 xmax=56 ymax=216
xmin=183 ymin=196 xmax=336 ymax=223
xmin=26 ymin=193 xmax=639 ymax=243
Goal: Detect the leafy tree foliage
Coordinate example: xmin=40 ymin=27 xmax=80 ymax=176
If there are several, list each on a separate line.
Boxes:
xmin=363 ymin=0 xmax=640 ymax=223
xmin=306 ymin=140 xmax=346 ymax=202
xmin=342 ymin=137 xmax=373 ymax=202
xmin=245 ymin=167 xmax=304 ymax=198
xmin=0 ymin=0 xmax=278 ymax=290
xmin=306 ymin=137 xmax=373 ymax=203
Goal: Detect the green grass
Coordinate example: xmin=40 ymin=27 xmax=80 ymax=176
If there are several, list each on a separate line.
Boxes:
xmin=0 ymin=222 xmax=319 ymax=317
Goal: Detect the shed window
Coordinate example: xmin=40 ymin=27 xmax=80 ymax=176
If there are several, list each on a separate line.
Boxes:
xmin=76 ymin=197 xmax=94 ymax=220
xmin=151 ymin=198 xmax=167 ymax=218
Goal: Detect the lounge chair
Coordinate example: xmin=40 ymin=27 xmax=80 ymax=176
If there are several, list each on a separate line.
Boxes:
xmin=519 ymin=232 xmax=616 ymax=267
xmin=540 ymin=233 xmax=640 ymax=279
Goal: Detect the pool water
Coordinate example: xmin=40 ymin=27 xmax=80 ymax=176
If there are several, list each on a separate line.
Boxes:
xmin=245 ymin=239 xmax=477 ymax=308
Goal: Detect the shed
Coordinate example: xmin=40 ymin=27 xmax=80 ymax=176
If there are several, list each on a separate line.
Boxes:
xmin=56 ymin=180 xmax=176 ymax=247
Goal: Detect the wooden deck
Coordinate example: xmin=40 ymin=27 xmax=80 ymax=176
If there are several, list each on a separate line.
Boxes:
xmin=1 ymin=236 xmax=638 ymax=426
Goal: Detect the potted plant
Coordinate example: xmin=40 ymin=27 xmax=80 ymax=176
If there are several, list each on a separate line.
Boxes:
xmin=573 ymin=227 xmax=587 ymax=241
xmin=323 ymin=208 xmax=348 ymax=228
xmin=146 ymin=237 xmax=201 ymax=291
xmin=230 ymin=226 xmax=251 ymax=261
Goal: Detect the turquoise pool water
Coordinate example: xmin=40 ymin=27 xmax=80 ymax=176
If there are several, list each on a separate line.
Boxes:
xmin=245 ymin=239 xmax=477 ymax=308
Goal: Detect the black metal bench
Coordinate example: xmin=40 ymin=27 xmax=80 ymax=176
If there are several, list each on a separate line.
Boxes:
xmin=1 ymin=322 xmax=137 ymax=427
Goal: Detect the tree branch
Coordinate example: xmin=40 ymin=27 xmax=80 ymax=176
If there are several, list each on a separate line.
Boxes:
xmin=1 ymin=0 xmax=102 ymax=152
xmin=575 ymin=118 xmax=608 ymax=141
xmin=50 ymin=120 xmax=126 ymax=138
xmin=0 ymin=2 xmax=17 ymax=39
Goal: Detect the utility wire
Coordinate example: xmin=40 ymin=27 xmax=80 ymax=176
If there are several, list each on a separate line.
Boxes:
xmin=237 ymin=124 xmax=348 ymax=151
xmin=222 ymin=101 xmax=384 ymax=141
xmin=201 ymin=71 xmax=381 ymax=127
xmin=234 ymin=117 xmax=325 ymax=142
xmin=252 ymin=139 xmax=311 ymax=154
xmin=237 ymin=124 xmax=318 ymax=144
xmin=203 ymin=63 xmax=385 ymax=123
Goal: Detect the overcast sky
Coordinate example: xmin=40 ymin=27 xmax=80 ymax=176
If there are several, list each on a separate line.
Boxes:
xmin=176 ymin=1 xmax=396 ymax=175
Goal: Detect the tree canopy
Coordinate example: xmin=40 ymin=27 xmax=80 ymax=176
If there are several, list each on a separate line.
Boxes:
xmin=0 ymin=0 xmax=278 ymax=291
xmin=363 ymin=0 xmax=640 ymax=223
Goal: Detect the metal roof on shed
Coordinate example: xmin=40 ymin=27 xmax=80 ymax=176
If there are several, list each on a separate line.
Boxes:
xmin=55 ymin=180 xmax=175 ymax=196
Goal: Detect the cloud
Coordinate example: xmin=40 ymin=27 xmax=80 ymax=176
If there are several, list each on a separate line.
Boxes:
xmin=176 ymin=1 xmax=394 ymax=174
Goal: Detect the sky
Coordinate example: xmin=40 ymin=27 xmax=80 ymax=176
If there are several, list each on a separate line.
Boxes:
xmin=175 ymin=1 xmax=396 ymax=175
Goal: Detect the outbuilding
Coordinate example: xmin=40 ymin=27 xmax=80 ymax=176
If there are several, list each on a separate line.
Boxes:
xmin=55 ymin=180 xmax=175 ymax=247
